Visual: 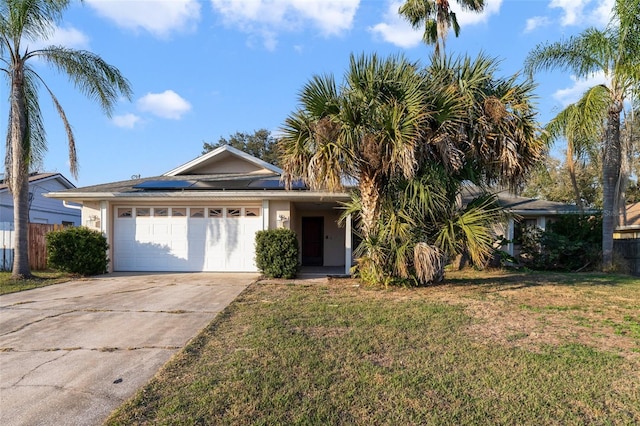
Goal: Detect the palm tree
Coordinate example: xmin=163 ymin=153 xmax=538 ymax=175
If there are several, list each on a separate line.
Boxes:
xmin=524 ymin=0 xmax=640 ymax=270
xmin=284 ymin=52 xmax=543 ymax=286
xmin=371 ymin=54 xmax=543 ymax=285
xmin=279 ymin=53 xmax=428 ymax=240
xmin=1 ymin=0 xmax=132 ymax=278
xmin=543 ymin=87 xmax=608 ymax=210
xmin=344 ymin=163 xmax=506 ymax=286
xmin=421 ymin=53 xmax=543 ymax=189
xmin=398 ymin=0 xmax=485 ymax=56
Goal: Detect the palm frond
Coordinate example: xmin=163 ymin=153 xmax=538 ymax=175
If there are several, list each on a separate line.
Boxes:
xmin=524 ymin=33 xmax=609 ymax=79
xmin=1 ymin=0 xmax=71 ymax=44
xmin=413 ymin=243 xmax=444 ymax=284
xmin=30 ymin=46 xmax=132 ymax=115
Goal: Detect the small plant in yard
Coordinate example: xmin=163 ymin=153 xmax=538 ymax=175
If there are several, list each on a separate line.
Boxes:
xmin=255 ymin=228 xmax=299 ymax=278
xmin=47 ymin=227 xmax=109 ymax=275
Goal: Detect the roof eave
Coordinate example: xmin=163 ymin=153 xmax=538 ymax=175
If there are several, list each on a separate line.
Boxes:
xmin=45 ymin=190 xmax=351 ymax=202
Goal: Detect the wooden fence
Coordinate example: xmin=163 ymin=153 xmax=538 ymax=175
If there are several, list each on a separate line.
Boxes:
xmin=0 ymin=222 xmax=65 ymax=271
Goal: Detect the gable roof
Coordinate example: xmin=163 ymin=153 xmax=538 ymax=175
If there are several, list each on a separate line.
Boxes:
xmin=0 ymin=172 xmax=76 ymax=193
xmin=164 ymin=145 xmax=283 ymax=176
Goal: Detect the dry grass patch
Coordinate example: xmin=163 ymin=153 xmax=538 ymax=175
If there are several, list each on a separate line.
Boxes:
xmin=429 ymin=270 xmax=640 ymax=359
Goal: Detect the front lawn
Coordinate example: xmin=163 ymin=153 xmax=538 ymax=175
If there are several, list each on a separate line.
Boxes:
xmin=0 ymin=271 xmax=75 ymax=295
xmin=105 ymin=270 xmax=640 ymax=425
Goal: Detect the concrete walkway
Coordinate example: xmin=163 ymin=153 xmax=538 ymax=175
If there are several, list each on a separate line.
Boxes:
xmin=0 ymin=272 xmax=257 ymax=426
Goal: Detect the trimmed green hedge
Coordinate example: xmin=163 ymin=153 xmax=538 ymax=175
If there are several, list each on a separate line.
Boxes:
xmin=47 ymin=227 xmax=109 ymax=275
xmin=255 ymin=228 xmax=299 ymax=278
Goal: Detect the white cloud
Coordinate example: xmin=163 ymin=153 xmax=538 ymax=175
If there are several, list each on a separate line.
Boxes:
xmin=86 ymin=0 xmax=201 ymax=38
xmin=369 ymin=1 xmax=422 ymax=48
xmin=370 ymin=0 xmax=502 ymax=49
xmin=524 ymin=16 xmax=552 ymax=33
xmin=451 ymin=0 xmax=502 ymax=26
xmin=552 ymin=72 xmax=609 ymax=107
xmin=549 ymin=0 xmax=614 ymax=27
xmin=112 ymin=113 xmax=141 ymax=128
xmin=48 ymin=26 xmax=90 ymax=48
xmin=137 ymin=90 xmax=191 ymax=120
xmin=211 ymin=0 xmax=359 ymax=49
xmin=25 ymin=25 xmax=90 ymax=51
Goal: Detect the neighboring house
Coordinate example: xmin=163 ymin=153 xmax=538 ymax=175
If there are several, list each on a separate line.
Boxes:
xmin=47 ymin=146 xmax=353 ymax=274
xmin=0 ymin=173 xmax=81 ymax=226
xmin=621 ymin=202 xmax=640 ymax=227
xmin=464 ymin=187 xmax=586 ymax=259
xmin=1 ymin=173 xmax=81 ymax=270
xmin=614 ymin=203 xmax=640 ymax=276
xmin=497 ymin=191 xmax=587 ymax=258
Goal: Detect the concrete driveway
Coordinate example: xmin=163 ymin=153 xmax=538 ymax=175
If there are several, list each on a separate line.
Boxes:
xmin=0 ymin=272 xmax=257 ymax=426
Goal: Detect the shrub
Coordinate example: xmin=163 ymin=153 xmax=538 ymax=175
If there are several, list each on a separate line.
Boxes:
xmin=518 ymin=214 xmax=602 ymax=271
xmin=47 ymin=227 xmax=109 ymax=275
xmin=255 ymin=228 xmax=299 ymax=278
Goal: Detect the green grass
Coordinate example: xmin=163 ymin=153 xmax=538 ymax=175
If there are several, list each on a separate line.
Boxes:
xmin=105 ymin=270 xmax=640 ymax=425
xmin=0 ymin=270 xmax=75 ymax=295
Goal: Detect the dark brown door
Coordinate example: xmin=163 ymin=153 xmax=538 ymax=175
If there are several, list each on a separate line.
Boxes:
xmin=302 ymin=217 xmax=324 ymax=266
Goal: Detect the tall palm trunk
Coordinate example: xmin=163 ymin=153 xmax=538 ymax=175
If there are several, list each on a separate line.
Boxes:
xmin=8 ymin=61 xmax=32 ymax=278
xmin=602 ymin=103 xmax=623 ymax=270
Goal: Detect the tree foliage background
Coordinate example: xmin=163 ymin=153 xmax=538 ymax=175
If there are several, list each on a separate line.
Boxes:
xmin=202 ymin=129 xmax=280 ymax=166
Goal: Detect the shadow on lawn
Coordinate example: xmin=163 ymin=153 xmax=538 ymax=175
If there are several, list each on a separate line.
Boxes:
xmin=442 ymin=269 xmax=637 ymax=290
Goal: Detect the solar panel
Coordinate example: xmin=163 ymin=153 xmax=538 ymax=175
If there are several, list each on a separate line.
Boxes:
xmin=247 ymin=179 xmax=307 ymax=190
xmin=133 ymin=180 xmax=195 ymax=189
xmin=133 ymin=178 xmax=307 ymax=191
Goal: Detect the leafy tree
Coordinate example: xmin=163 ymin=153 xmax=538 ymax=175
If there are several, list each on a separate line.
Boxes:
xmin=1 ymin=0 xmax=132 ymax=279
xmin=202 ymin=129 xmax=280 ymax=166
xmin=522 ymin=157 xmax=602 ymax=209
xmin=398 ymin=0 xmax=485 ymax=56
xmin=524 ymin=0 xmax=640 ymax=270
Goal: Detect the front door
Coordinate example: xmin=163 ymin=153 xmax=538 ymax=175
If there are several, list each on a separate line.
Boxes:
xmin=302 ymin=217 xmax=324 ymax=266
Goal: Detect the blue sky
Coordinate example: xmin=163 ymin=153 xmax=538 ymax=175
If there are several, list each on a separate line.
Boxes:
xmin=1 ymin=0 xmax=618 ymax=187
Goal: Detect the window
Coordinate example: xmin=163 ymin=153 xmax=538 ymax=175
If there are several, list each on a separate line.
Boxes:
xmin=62 ymin=221 xmax=74 ymax=227
xmin=208 ymin=208 xmax=223 ymax=218
xmin=154 ymin=207 xmax=168 ymax=217
xmin=136 ymin=208 xmax=150 ymax=217
xmin=172 ymin=208 xmax=186 ymax=217
xmin=190 ymin=208 xmax=205 ymax=218
xmin=227 ymin=208 xmax=241 ymax=218
xmin=117 ymin=208 xmax=132 ymax=218
xmin=245 ymin=207 xmax=260 ymax=217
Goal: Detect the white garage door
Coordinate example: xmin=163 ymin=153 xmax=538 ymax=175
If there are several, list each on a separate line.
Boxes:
xmin=113 ymin=206 xmax=263 ymax=272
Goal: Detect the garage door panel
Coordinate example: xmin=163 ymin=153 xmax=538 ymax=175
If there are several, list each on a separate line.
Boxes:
xmin=114 ymin=207 xmax=262 ymax=272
